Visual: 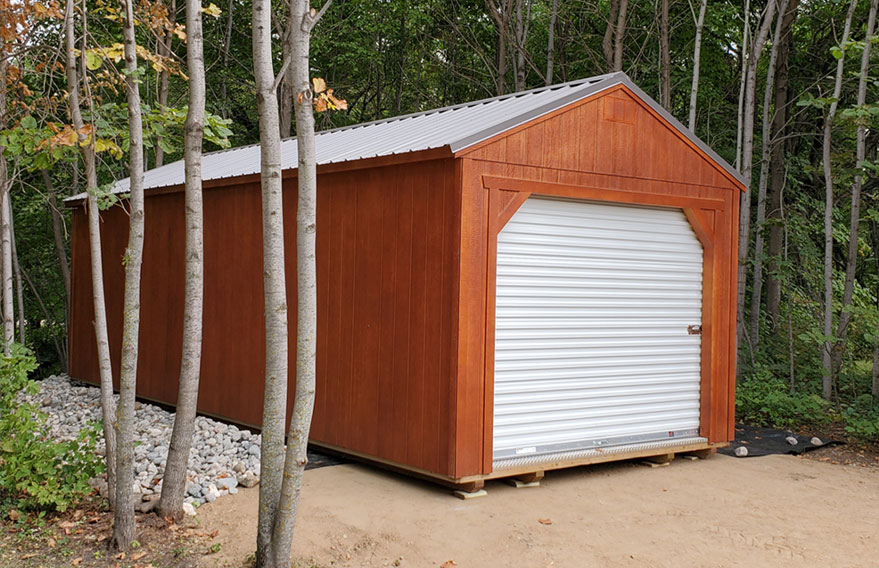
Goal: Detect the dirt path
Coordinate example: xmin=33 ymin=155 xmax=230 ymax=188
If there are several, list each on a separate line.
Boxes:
xmin=199 ymin=454 xmax=879 ymax=568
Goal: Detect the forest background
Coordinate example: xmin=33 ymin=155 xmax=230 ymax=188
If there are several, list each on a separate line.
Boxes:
xmin=2 ymin=0 xmax=879 ymax=444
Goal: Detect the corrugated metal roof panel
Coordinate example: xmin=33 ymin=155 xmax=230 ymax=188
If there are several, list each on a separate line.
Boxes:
xmin=66 ymin=72 xmax=744 ymax=202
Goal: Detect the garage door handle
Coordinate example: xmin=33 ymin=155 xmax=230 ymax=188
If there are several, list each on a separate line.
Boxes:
xmin=688 ymin=325 xmax=702 ymax=335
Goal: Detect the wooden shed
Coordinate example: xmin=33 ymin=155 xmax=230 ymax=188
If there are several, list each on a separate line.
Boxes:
xmin=67 ymin=72 xmax=743 ymax=489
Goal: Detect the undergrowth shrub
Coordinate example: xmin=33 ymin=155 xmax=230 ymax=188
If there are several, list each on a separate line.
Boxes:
xmin=737 ymin=368 xmax=829 ymax=429
xmin=840 ymin=395 xmax=879 ymax=443
xmin=0 ymin=345 xmax=104 ymax=512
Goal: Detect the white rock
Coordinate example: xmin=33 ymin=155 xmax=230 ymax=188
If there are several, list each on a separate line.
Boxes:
xmin=734 ymin=446 xmax=749 ymax=457
xmin=182 ymin=502 xmax=196 ymax=516
xmin=785 ymin=436 xmax=798 ymax=446
xmin=810 ymin=437 xmax=823 ymax=446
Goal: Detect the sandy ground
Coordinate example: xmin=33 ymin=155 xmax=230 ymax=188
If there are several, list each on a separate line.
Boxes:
xmin=198 ymin=454 xmax=879 ymax=568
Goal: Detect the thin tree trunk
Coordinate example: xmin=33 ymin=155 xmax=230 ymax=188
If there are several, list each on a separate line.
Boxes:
xmin=688 ymin=0 xmax=707 ymax=130
xmin=613 ymin=0 xmax=628 ymax=72
xmin=8 ymin=197 xmax=25 ymax=344
xmin=487 ymin=0 xmax=513 ymax=96
xmin=873 ymin=343 xmax=879 ymax=400
xmin=820 ymin=0 xmax=857 ymax=400
xmin=42 ymin=170 xmax=71 ymax=299
xmin=783 ymin=177 xmax=795 ymax=393
xmin=154 ymin=0 xmax=176 ymax=168
xmin=394 ymin=12 xmax=406 ymax=113
xmin=873 ymin=220 xmax=879 ymax=400
xmin=545 ymin=0 xmax=557 ymax=85
xmin=219 ymin=0 xmax=234 ymax=118
xmin=749 ymin=0 xmax=789 ymax=351
xmin=113 ymin=0 xmax=147 ymax=550
xmin=158 ymin=0 xmax=205 ymax=522
xmin=270 ymin=2 xmax=323 ymax=565
xmin=279 ymin=14 xmax=295 ymax=138
xmin=19 ymin=265 xmax=66 ymax=369
xmin=65 ymin=0 xmax=117 ymax=510
xmin=735 ymin=0 xmax=751 ymax=170
xmin=603 ymin=0 xmax=620 ymax=71
xmin=833 ymin=0 xmax=878 ymax=377
xmin=0 ymin=57 xmax=13 ymax=355
xmin=660 ymin=0 xmax=671 ymax=109
xmin=513 ymin=0 xmax=531 ymax=91
xmin=253 ymin=0 xmax=288 ymax=561
xmin=736 ymin=0 xmax=778 ymax=364
xmin=766 ymin=0 xmax=798 ymax=321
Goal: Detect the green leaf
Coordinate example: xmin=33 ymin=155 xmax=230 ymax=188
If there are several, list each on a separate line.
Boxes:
xmin=85 ymin=50 xmax=103 ymax=71
xmin=19 ymin=116 xmax=37 ymax=130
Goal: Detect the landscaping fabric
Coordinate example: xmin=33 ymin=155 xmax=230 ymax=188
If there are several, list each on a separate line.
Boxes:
xmin=719 ymin=424 xmax=843 ymax=458
xmin=306 ymin=448 xmax=347 ymax=469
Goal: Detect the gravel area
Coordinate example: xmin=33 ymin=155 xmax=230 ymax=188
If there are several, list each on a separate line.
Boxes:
xmin=22 ymin=375 xmax=261 ymax=514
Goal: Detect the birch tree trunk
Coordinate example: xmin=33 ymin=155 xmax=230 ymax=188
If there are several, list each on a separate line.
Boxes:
xmin=8 ymin=199 xmax=25 ymax=344
xmin=765 ymin=0 xmax=798 ymax=321
xmin=0 ymin=57 xmax=13 ymax=355
xmin=0 ymin=189 xmax=13 ymax=354
xmin=613 ymin=0 xmax=628 ymax=72
xmin=545 ymin=0 xmax=557 ymax=85
xmin=113 ymin=0 xmax=147 ymax=550
xmin=659 ymin=0 xmax=671 ymax=109
xmin=748 ymin=0 xmax=788 ymax=351
xmin=64 ymin=0 xmax=117 ymax=510
xmin=270 ymin=2 xmax=323 ymax=564
xmin=688 ymin=0 xmax=707 ymax=130
xmin=736 ymin=0 xmax=777 ymax=362
xmin=820 ymin=0 xmax=857 ymax=400
xmin=253 ymin=0 xmax=289 ymax=562
xmin=158 ymin=0 xmax=205 ymax=522
xmin=42 ymin=170 xmax=71 ymax=299
xmin=833 ymin=0 xmax=877 ymax=379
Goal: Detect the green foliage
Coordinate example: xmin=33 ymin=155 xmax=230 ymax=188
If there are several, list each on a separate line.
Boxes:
xmin=0 ymin=346 xmax=104 ymax=512
xmin=737 ymin=369 xmax=830 ymax=429
xmin=840 ymin=395 xmax=879 ymax=442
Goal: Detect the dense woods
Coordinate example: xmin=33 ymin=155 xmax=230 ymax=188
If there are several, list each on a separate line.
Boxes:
xmin=1 ymin=0 xmax=878 ymax=546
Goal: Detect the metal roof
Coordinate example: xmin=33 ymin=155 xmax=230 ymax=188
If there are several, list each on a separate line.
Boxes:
xmin=66 ymin=72 xmax=744 ymax=202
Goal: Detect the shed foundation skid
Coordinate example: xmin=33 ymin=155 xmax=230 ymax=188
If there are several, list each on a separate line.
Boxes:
xmin=67 ymin=73 xmax=742 ymax=489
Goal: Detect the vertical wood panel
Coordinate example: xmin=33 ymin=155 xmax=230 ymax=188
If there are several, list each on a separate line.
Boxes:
xmin=70 ymin=159 xmax=461 ymax=478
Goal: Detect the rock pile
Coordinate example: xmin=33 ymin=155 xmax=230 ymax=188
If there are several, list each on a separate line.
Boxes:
xmin=23 ymin=375 xmax=261 ymax=512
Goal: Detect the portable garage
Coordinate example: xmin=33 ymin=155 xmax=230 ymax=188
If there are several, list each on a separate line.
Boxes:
xmin=67 ymin=72 xmax=743 ymax=490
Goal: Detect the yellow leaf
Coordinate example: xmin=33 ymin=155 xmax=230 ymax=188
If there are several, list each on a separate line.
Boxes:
xmin=201 ymin=3 xmax=222 ymax=17
xmin=312 ymin=77 xmax=326 ymax=94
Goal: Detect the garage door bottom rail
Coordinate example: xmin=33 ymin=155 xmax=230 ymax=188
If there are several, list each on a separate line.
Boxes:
xmin=490 ymin=436 xmax=720 ymax=476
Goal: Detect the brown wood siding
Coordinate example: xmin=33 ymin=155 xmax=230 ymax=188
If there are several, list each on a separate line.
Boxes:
xmin=69 ymin=183 xmax=268 ymax=423
xmin=452 ymin=86 xmax=740 ymax=477
xmin=68 ymin=159 xmax=461 ymax=478
xmin=308 ymin=160 xmax=460 ymax=476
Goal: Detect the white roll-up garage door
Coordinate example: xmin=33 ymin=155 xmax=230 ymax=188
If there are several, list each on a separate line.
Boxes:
xmin=493 ymin=197 xmax=704 ymax=467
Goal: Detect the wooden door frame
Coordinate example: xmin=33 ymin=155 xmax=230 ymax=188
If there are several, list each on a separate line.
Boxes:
xmin=480 ymin=175 xmax=719 ymax=474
